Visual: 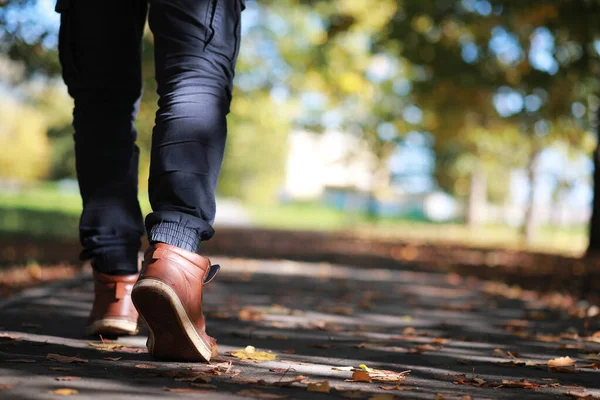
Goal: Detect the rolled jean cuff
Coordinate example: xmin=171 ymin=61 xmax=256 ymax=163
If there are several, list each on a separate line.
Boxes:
xmin=148 ymin=221 xmax=200 ymax=253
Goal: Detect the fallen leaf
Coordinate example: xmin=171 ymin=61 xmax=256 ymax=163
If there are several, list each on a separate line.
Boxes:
xmin=236 ymin=389 xmax=287 ymax=399
xmin=7 ymin=359 xmax=36 ymax=363
xmin=497 ymin=379 xmax=541 ymax=389
xmin=104 ymin=357 xmax=122 ymax=361
xmin=432 ymin=338 xmax=449 ymax=345
xmin=51 ymin=388 xmax=78 ymax=396
xmin=89 ymin=342 xmax=123 ymax=351
xmin=359 ymin=364 xmax=374 ymax=373
xmin=46 ymin=354 xmax=88 ymax=364
xmin=135 ymin=364 xmax=157 ymax=369
xmin=281 ymin=349 xmax=295 ymax=354
xmin=55 ymin=377 xmax=81 ymax=382
xmin=49 ymin=367 xmax=71 ymax=372
xmin=307 ymin=381 xmax=330 ymax=393
xmin=548 ymin=356 xmax=575 ymax=367
xmin=548 ymin=356 xmax=576 ymax=373
xmin=350 ymin=371 xmax=372 ymax=383
xmin=228 ymin=346 xmax=277 ymax=361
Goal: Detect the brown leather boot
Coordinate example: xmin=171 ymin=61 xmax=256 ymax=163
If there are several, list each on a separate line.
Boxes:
xmin=87 ymin=271 xmax=140 ymax=336
xmin=131 ymin=243 xmax=220 ymax=362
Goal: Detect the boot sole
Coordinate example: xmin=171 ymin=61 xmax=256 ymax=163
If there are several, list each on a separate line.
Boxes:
xmin=86 ymin=319 xmax=139 ymax=337
xmin=131 ymin=279 xmax=212 ymax=362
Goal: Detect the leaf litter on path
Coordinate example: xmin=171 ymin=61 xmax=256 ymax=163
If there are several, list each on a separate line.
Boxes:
xmin=228 ymin=346 xmax=277 ymax=361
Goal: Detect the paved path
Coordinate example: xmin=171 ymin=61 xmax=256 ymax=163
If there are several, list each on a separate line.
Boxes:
xmin=0 ymin=258 xmax=599 ymax=399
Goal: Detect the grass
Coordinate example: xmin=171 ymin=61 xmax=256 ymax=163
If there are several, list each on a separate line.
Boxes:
xmin=0 ymin=184 xmax=588 ymax=257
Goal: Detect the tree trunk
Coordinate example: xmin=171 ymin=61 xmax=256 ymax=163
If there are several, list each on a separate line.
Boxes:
xmin=466 ymin=161 xmax=487 ymax=229
xmin=587 ymin=143 xmax=600 ymax=255
xmin=522 ymin=152 xmax=538 ymax=245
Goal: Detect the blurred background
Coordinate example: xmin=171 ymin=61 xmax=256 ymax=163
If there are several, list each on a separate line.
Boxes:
xmin=1 ymin=0 xmax=600 ymax=258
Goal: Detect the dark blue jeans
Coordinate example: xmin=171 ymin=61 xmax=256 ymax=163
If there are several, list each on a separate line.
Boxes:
xmin=56 ymin=0 xmax=243 ymax=274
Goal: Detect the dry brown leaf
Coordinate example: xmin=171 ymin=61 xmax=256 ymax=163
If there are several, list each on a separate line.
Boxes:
xmin=307 ymin=381 xmax=330 ymax=393
xmin=237 ymin=389 xmax=288 ymax=399
xmin=55 ymin=377 xmax=81 ymax=382
xmin=228 ymin=346 xmax=277 ymax=361
xmin=7 ymin=359 xmax=36 ymax=363
xmin=88 ymin=342 xmax=123 ymax=351
xmin=46 ymin=354 xmax=88 ymax=364
xmin=369 ymin=369 xmax=410 ymax=383
xmin=350 ymin=371 xmax=372 ymax=382
xmin=134 ymin=364 xmax=157 ymax=369
xmin=498 ymin=379 xmax=541 ymax=389
xmin=0 ymin=384 xmax=13 ymax=389
xmin=51 ymin=388 xmax=78 ymax=396
xmin=432 ymin=338 xmax=449 ymax=345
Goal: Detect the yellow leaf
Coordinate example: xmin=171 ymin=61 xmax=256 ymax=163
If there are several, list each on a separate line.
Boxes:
xmin=351 ymin=371 xmax=372 ymax=382
xmin=307 ymin=381 xmax=330 ymax=393
xmin=51 ymin=388 xmax=78 ymax=396
xmin=360 ymin=364 xmax=374 ymax=373
xmin=228 ymin=346 xmax=277 ymax=361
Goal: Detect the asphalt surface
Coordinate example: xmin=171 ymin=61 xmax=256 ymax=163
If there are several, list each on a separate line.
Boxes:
xmin=1 ymin=257 xmax=599 ymax=399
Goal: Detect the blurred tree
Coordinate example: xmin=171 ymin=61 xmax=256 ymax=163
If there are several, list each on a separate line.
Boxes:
xmin=0 ymin=97 xmax=50 ymax=182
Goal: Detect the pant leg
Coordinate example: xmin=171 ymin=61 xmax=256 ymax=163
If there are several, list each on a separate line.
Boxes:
xmin=145 ymin=0 xmax=244 ymax=252
xmin=56 ymin=0 xmax=148 ymax=274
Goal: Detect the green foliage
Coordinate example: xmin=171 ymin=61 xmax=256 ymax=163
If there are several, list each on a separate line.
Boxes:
xmin=218 ymin=90 xmax=290 ymax=204
xmin=0 ymin=97 xmax=50 ymax=182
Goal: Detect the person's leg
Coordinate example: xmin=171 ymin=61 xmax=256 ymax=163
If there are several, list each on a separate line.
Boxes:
xmin=145 ymin=0 xmax=244 ymax=251
xmin=132 ymin=0 xmax=243 ymax=361
xmin=56 ymin=0 xmax=148 ymax=336
xmin=56 ymin=0 xmax=147 ymax=275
